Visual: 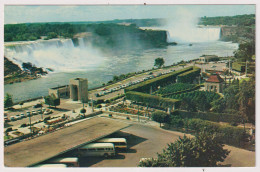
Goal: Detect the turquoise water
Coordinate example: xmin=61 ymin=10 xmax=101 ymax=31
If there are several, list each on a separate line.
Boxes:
xmin=4 ymin=40 xmax=238 ymax=103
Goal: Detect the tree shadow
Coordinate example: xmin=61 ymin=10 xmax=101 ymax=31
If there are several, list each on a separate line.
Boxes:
xmin=217 ymin=164 xmax=232 ymax=167
xmin=4 ymin=123 xmax=13 ymax=128
xmin=125 ymin=148 xmax=137 ymax=153
xmin=79 ymin=154 xmax=126 ymax=167
xmin=49 ymin=107 xmax=70 ymax=112
xmin=108 ymin=131 xmax=147 ymax=149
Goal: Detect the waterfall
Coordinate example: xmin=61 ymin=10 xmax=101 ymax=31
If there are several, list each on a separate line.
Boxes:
xmin=4 ymin=38 xmax=104 ymax=72
xmin=166 ymin=26 xmax=221 ymax=43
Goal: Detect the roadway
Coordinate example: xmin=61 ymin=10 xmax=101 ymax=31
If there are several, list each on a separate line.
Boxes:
xmin=78 ymin=118 xmax=255 ymax=167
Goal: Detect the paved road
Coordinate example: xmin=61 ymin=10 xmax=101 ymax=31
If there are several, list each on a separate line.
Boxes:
xmin=78 ymin=119 xmax=255 ymax=167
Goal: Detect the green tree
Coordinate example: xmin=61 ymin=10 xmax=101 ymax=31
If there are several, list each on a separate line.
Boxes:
xmin=237 ymin=79 xmax=255 ymax=125
xmin=152 ymin=111 xmax=169 ymax=127
xmin=234 ymin=41 xmax=255 ymax=62
xmin=154 ymin=57 xmax=165 ymax=68
xmin=44 ymin=94 xmax=60 ymax=108
xmin=138 ymin=131 xmax=230 ymax=167
xmin=80 ymin=108 xmax=86 ymax=117
xmin=180 ymin=97 xmax=197 ymax=112
xmin=211 ymin=98 xmax=226 ymax=113
xmin=4 ymin=93 xmax=13 ymax=108
xmin=223 ymin=85 xmax=239 ymax=110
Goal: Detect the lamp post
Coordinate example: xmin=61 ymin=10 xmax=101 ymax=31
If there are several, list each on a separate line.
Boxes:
xmin=29 ymin=113 xmax=32 ymax=134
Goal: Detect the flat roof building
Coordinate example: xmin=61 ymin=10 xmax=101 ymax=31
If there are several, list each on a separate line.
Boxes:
xmin=4 ymin=117 xmax=130 ymax=167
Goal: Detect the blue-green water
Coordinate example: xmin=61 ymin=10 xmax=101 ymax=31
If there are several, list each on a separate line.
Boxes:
xmin=4 ymin=28 xmax=238 ymax=102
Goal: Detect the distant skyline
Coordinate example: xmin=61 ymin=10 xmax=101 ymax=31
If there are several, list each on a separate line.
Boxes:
xmin=4 ymin=5 xmax=255 ymax=24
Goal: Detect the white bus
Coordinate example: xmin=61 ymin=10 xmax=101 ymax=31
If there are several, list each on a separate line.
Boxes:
xmin=78 ymin=143 xmax=115 ymax=158
xmin=46 ymin=157 xmax=79 ymax=167
xmin=96 ymin=138 xmax=127 ymax=149
xmin=34 ymin=164 xmax=67 ymax=168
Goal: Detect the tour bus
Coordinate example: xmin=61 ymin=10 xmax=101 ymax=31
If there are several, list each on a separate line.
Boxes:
xmin=46 ymin=157 xmax=79 ymax=167
xmin=34 ymin=164 xmax=67 ymax=168
xmin=78 ymin=143 xmax=115 ymax=158
xmin=96 ymin=138 xmax=127 ymax=150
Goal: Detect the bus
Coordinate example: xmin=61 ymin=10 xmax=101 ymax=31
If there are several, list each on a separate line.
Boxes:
xmin=46 ymin=157 xmax=79 ymax=167
xmin=34 ymin=164 xmax=67 ymax=168
xmin=78 ymin=143 xmax=115 ymax=158
xmin=96 ymin=138 xmax=127 ymax=149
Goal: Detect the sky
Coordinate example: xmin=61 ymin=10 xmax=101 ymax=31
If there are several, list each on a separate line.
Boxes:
xmin=4 ymin=5 xmax=255 ymax=24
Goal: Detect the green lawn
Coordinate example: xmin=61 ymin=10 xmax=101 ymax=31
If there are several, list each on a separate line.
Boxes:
xmin=239 ymin=77 xmax=250 ymax=83
xmin=4 ymin=135 xmax=12 ymax=140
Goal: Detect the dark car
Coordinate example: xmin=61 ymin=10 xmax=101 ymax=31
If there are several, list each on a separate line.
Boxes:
xmin=33 ymin=104 xmax=42 ymax=108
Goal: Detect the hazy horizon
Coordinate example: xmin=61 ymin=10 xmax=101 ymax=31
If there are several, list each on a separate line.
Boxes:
xmin=4 ymin=5 xmax=255 ymax=24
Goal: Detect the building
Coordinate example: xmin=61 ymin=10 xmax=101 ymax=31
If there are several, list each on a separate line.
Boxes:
xmin=199 ymin=55 xmax=219 ymax=63
xmin=69 ymin=78 xmax=88 ymax=103
xmin=48 ymin=85 xmax=70 ymax=98
xmin=48 ymin=78 xmax=88 ymax=102
xmin=205 ymin=73 xmax=224 ymax=93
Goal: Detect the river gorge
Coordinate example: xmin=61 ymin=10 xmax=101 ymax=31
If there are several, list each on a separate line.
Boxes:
xmin=4 ymin=26 xmax=238 ymax=102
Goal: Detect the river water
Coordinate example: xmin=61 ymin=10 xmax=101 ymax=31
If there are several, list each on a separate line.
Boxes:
xmin=4 ymin=27 xmax=238 ymax=102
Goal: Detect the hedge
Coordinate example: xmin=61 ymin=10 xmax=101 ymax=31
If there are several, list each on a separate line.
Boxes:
xmin=125 ymin=66 xmax=194 ymax=93
xmin=168 ymin=117 xmax=247 ymax=147
xmin=176 ymin=67 xmax=201 ymax=83
xmin=232 ymin=62 xmax=245 ymax=72
xmin=126 ymin=91 xmax=181 ymax=109
xmin=161 ymin=85 xmax=201 ymax=97
xmin=172 ymin=110 xmax=245 ymax=124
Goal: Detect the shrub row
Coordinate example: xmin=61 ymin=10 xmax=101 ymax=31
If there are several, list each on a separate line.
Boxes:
xmin=126 ymin=91 xmax=181 ymax=109
xmin=161 ymin=85 xmax=201 ymax=97
xmin=172 ymin=110 xmax=245 ymax=124
xmin=176 ymin=67 xmax=201 ymax=83
xmin=125 ymin=66 xmax=194 ymax=93
xmin=157 ymin=83 xmax=195 ymax=95
xmin=168 ymin=117 xmax=248 ymax=147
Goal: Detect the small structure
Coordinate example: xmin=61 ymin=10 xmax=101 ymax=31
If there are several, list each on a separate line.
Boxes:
xmin=199 ymin=55 xmax=219 ymax=63
xmin=48 ymin=78 xmax=88 ymax=102
xmin=205 ymin=73 xmax=224 ymax=93
xmin=69 ymin=78 xmax=88 ymax=103
xmin=49 ymin=85 xmax=70 ymax=98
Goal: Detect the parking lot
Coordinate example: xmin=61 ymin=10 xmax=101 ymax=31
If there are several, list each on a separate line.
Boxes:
xmin=4 ymin=98 xmax=83 ymax=128
xmin=76 ymin=120 xmax=255 ymax=167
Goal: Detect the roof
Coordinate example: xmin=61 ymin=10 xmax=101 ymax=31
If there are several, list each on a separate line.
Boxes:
xmin=34 ymin=164 xmax=67 ymax=168
xmin=206 ymin=74 xmax=224 ymax=83
xmin=4 ymin=117 xmax=130 ymax=167
xmin=97 ymin=138 xmax=127 ymax=142
xmin=47 ymin=157 xmax=78 ymax=163
xmin=80 ymin=143 xmax=114 ymax=149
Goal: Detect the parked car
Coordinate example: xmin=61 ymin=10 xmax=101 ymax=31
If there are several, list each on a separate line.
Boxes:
xmin=4 ymin=116 xmax=9 ymax=122
xmin=26 ymin=111 xmax=31 ymax=117
xmin=20 ymin=113 xmax=25 ymax=118
xmin=33 ymin=103 xmax=42 ymax=108
xmin=15 ymin=114 xmax=21 ymax=120
xmin=37 ymin=109 xmax=43 ymax=114
xmin=44 ymin=109 xmax=53 ymax=115
xmin=32 ymin=110 xmax=37 ymax=115
xmin=10 ymin=116 xmax=16 ymax=121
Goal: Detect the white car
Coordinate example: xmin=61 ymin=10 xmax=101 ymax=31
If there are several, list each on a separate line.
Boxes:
xmin=32 ymin=110 xmax=37 ymax=115
xmin=44 ymin=109 xmax=52 ymax=115
xmin=15 ymin=114 xmax=21 ymax=120
xmin=10 ymin=116 xmax=16 ymax=121
xmin=20 ymin=113 xmax=25 ymax=118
